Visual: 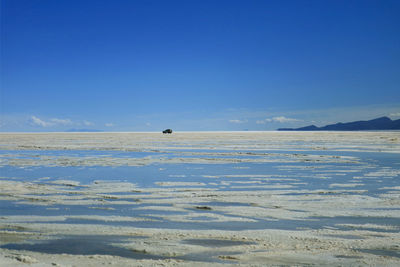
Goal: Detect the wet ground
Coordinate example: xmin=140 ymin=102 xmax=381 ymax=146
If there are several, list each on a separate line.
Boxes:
xmin=0 ymin=132 xmax=399 ymax=266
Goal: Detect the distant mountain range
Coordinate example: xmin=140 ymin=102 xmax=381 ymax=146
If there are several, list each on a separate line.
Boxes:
xmin=278 ymin=117 xmax=400 ymax=131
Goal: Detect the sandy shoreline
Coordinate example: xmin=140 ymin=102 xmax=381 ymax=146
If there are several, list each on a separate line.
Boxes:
xmin=1 ymin=132 xmax=399 ymax=266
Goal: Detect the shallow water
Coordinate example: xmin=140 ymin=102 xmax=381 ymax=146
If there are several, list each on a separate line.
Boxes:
xmin=1 ymin=132 xmax=399 ymax=264
xmin=2 ymin=235 xmax=165 ymax=260
xmin=358 ymin=248 xmax=400 ymax=259
xmin=1 ymin=235 xmax=247 ymax=263
xmin=1 ymin=148 xmax=399 ymax=225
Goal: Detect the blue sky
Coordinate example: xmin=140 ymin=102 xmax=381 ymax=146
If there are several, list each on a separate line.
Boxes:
xmin=1 ymin=0 xmax=399 ymax=131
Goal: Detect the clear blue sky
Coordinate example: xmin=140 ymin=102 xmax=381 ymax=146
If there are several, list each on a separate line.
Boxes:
xmin=1 ymin=0 xmax=399 ymax=131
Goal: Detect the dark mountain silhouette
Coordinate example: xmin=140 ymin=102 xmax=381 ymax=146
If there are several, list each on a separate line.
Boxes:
xmin=278 ymin=117 xmax=400 ymax=131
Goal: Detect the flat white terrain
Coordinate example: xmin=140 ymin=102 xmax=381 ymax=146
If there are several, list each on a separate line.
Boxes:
xmin=0 ymin=132 xmax=399 ymax=266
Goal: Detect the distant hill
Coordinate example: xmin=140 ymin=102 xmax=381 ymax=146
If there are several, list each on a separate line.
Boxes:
xmin=278 ymin=117 xmax=400 ymax=131
xmin=66 ymin=129 xmax=103 ymax=132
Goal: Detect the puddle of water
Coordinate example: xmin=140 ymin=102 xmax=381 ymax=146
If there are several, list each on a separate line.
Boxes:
xmin=36 ymin=214 xmax=398 ymax=233
xmin=359 ymin=248 xmax=400 ymax=259
xmin=196 ymin=201 xmax=253 ymax=207
xmin=1 ymin=235 xmax=246 ymax=263
xmin=1 ymin=148 xmax=400 ymax=236
xmin=313 ymin=216 xmax=400 ymax=233
xmin=55 ymin=218 xmax=268 ymax=231
xmin=366 ymin=234 xmax=386 ymax=238
xmin=189 ymin=216 xmax=217 ymax=221
xmin=1 ymin=235 xmax=166 ymax=260
xmin=0 ymin=200 xmax=186 ymax=218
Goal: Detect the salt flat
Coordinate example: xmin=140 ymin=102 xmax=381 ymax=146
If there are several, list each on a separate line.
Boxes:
xmin=0 ymin=132 xmax=399 ymax=266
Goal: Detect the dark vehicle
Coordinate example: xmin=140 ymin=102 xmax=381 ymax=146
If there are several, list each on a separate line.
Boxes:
xmin=162 ymin=129 xmax=173 ymax=134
